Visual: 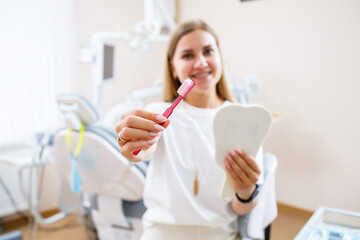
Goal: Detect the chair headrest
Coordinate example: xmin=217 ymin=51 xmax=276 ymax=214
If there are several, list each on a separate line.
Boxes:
xmin=57 ymin=94 xmax=99 ymax=130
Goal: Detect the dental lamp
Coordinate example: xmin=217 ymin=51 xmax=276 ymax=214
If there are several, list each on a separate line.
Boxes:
xmin=78 ymin=0 xmax=176 ymax=111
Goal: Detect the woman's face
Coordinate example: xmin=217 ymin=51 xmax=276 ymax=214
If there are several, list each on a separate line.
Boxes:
xmin=170 ymin=29 xmax=223 ymax=95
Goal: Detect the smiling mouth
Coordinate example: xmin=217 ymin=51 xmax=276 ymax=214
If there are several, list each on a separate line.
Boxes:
xmin=191 ymin=72 xmax=211 ymax=79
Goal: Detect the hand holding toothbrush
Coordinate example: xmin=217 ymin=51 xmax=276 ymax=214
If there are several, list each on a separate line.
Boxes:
xmin=115 ymin=78 xmax=196 ymax=161
xmin=115 ymin=109 xmax=170 ymax=161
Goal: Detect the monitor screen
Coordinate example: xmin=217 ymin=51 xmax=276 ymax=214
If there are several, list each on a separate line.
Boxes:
xmin=103 ymin=44 xmax=114 ymax=81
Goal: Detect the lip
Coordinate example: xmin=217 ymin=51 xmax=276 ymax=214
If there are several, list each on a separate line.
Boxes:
xmin=190 ymin=71 xmax=211 ymax=79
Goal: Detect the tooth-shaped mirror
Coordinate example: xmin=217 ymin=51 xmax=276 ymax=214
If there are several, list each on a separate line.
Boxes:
xmin=213 ymin=104 xmax=272 ymax=202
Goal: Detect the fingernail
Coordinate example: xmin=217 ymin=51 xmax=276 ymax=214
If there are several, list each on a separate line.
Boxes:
xmin=236 ymin=149 xmax=243 ymax=155
xmin=147 ymin=138 xmax=156 ymax=145
xmin=225 ymin=162 xmax=231 ymax=169
xmin=226 ymin=154 xmax=232 ymax=161
xmin=154 ymin=124 xmax=165 ymax=132
xmin=149 ymin=132 xmax=160 ymax=137
xmin=155 ymin=115 xmax=167 ymax=122
xmin=229 ymin=150 xmax=236 ymax=156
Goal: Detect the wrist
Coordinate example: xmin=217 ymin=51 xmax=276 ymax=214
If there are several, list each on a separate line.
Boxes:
xmin=235 ymin=184 xmax=261 ymax=204
xmin=236 ymin=185 xmax=256 ymax=200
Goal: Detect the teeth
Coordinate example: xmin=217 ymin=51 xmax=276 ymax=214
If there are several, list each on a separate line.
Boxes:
xmin=193 ymin=72 xmax=209 ymax=78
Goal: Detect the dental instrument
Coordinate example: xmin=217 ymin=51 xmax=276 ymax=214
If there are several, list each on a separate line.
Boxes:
xmin=133 ymin=78 xmax=196 ymax=155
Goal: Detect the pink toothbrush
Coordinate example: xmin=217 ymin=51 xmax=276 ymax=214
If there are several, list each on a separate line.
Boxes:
xmin=133 ymin=78 xmax=196 ymax=155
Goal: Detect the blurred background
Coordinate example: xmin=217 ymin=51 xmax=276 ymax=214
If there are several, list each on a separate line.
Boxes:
xmin=1 ymin=0 xmax=359 ymax=239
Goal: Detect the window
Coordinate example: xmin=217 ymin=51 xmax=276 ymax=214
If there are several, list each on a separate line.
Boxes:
xmin=0 ymin=0 xmax=75 ymax=149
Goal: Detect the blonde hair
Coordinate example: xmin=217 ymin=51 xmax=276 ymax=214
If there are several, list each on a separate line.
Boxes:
xmin=163 ymin=19 xmax=235 ymax=102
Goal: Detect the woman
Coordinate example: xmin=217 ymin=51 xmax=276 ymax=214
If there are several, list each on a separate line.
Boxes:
xmin=115 ymin=19 xmax=262 ymax=240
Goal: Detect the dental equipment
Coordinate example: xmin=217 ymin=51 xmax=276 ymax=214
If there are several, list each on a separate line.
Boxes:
xmin=25 ymin=94 xmax=147 ymax=240
xmin=55 ymin=94 xmax=147 ymax=239
xmin=78 ymin=0 xmax=176 ymax=111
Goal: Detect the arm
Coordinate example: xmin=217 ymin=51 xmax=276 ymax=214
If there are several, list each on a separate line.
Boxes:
xmin=231 ymin=185 xmax=259 ymax=215
xmin=115 ymin=109 xmax=170 ymax=162
xmin=224 ymin=149 xmax=261 ymax=216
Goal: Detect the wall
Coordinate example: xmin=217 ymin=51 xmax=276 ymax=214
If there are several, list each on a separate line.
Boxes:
xmin=174 ymin=0 xmax=360 ymax=212
xmin=71 ymin=0 xmax=360 ymax=212
xmin=73 ymin=0 xmax=168 ymax=117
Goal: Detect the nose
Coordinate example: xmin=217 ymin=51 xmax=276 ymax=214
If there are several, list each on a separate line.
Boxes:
xmin=194 ymin=54 xmax=208 ymax=68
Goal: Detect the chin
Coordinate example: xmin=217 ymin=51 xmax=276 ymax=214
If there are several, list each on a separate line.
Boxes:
xmin=193 ymin=84 xmax=216 ymax=94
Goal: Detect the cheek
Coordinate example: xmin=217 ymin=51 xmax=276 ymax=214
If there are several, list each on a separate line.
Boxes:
xmin=173 ymin=62 xmax=192 ymax=77
xmin=210 ymin=59 xmax=222 ymax=75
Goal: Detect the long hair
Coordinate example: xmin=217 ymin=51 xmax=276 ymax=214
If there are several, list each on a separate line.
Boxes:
xmin=163 ymin=19 xmax=235 ymax=102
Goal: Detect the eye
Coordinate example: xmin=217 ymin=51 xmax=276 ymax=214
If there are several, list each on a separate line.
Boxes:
xmin=182 ymin=53 xmax=193 ymax=59
xmin=204 ymin=48 xmax=214 ymax=55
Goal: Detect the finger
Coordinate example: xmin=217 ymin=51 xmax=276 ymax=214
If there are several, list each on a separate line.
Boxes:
xmin=161 ymin=119 xmax=171 ymax=129
xmin=121 ymin=126 xmax=161 ymax=142
xmin=235 ymin=149 xmax=261 ymax=175
xmin=116 ymin=115 xmax=165 ymax=139
xmin=228 ymin=149 xmax=259 ymax=180
xmin=225 ymin=159 xmax=245 ymax=188
xmin=116 ymin=129 xmax=128 ymax=147
xmin=120 ymin=137 xmax=158 ymax=158
xmin=226 ymin=162 xmax=255 ymax=191
xmin=226 ymin=154 xmax=250 ymax=185
xmin=116 ymin=128 xmax=160 ymax=148
xmin=227 ymin=151 xmax=259 ymax=186
xmin=121 ymin=109 xmax=168 ymax=124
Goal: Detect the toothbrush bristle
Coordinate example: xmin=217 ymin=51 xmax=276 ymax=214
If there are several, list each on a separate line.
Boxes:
xmin=177 ymin=78 xmax=196 ymax=97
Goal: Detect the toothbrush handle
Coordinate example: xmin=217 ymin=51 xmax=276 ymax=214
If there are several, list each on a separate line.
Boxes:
xmin=133 ymin=96 xmax=183 ymax=155
xmin=162 ymin=106 xmax=174 ymax=118
xmin=132 ymin=149 xmax=141 ymax=155
xmin=162 ymin=96 xmax=182 ymax=118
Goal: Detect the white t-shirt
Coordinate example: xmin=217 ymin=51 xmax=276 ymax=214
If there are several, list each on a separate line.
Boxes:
xmin=142 ymin=100 xmax=263 ymax=232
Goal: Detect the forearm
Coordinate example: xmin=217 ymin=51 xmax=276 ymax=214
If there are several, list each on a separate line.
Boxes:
xmin=230 ymin=185 xmax=258 ymax=216
xmin=231 ymin=195 xmax=258 ymax=216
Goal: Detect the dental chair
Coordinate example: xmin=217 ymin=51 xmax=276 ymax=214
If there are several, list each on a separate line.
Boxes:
xmin=53 ymin=94 xmax=147 ymax=240
xmin=238 ymin=152 xmax=278 ymax=240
